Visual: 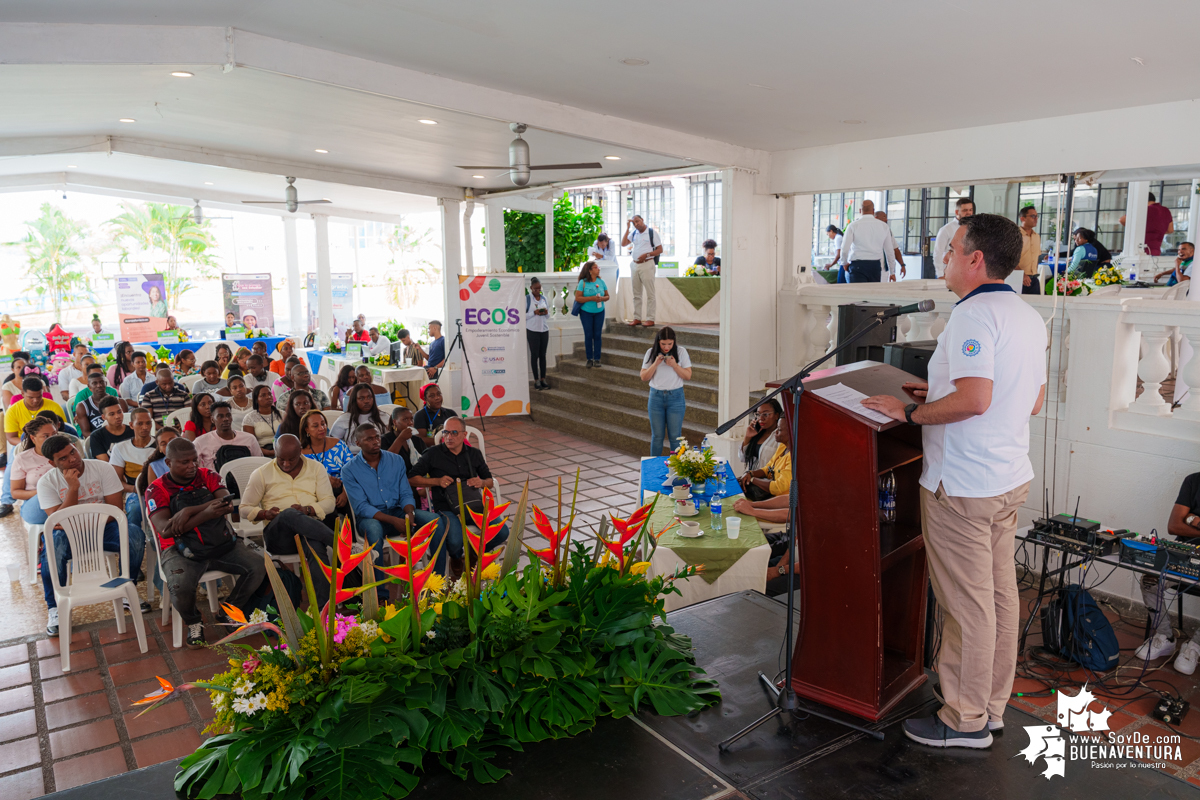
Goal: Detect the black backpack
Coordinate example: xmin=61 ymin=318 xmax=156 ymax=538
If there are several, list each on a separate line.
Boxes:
xmin=1040 ymin=584 xmax=1119 ymax=672
xmin=648 ymin=228 xmax=660 ymax=265
xmin=213 ymin=444 xmax=254 ymax=473
xmin=170 ymin=485 xmax=237 ymax=560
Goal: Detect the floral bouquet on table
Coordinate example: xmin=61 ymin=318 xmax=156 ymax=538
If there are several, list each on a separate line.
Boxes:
xmin=683 ymin=263 xmax=709 ymax=277
xmin=370 ymin=352 xmax=392 ymax=366
xmin=1092 ymin=265 xmax=1126 ymax=287
xmin=666 ymin=438 xmax=717 ymax=484
xmin=1045 ymin=270 xmax=1091 ymax=297
xmin=132 ymin=478 xmax=714 ymax=800
xmin=323 ymin=338 xmax=343 ymax=354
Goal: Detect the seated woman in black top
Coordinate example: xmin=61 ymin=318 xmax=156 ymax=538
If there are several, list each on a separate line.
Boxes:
xmin=414 ymin=384 xmax=457 ymax=446
xmin=693 ymin=239 xmax=721 ymax=275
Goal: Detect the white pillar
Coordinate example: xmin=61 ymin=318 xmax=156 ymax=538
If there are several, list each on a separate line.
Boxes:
xmin=283 ymin=216 xmax=302 ymax=336
xmin=485 ymin=200 xmax=505 ymax=273
xmin=462 ymin=197 xmax=475 ymax=275
xmin=672 ymin=176 xmax=690 ymax=262
xmin=794 ymin=194 xmax=815 ymax=284
xmin=313 ymin=213 xmax=334 ymax=343
xmin=1123 ymin=181 xmax=1151 ymax=273
xmin=1188 ymin=180 xmax=1200 ymax=245
xmin=439 ymin=199 xmax=464 ymax=414
xmin=545 ymin=204 xmax=554 ymax=273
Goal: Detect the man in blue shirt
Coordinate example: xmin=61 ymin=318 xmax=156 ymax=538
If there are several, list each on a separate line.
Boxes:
xmin=425 ymin=320 xmax=445 ymax=379
xmin=342 ymin=423 xmax=442 ymax=555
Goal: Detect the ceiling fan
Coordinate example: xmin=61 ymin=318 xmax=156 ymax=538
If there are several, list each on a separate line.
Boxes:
xmin=242 ymin=177 xmax=332 ymax=213
xmin=457 ymin=123 xmax=603 ymax=187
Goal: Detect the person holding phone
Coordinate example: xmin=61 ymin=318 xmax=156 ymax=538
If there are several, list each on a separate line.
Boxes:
xmin=574 ymin=261 xmax=610 ymax=368
xmin=639 ymin=326 xmax=692 ymax=456
xmin=739 ymin=399 xmax=782 ymax=474
xmin=526 ymin=277 xmax=551 ymax=390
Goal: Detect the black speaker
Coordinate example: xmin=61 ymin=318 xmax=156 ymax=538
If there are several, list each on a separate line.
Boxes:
xmin=835 ymin=303 xmax=898 ymax=366
xmin=883 ymin=339 xmax=937 ymax=381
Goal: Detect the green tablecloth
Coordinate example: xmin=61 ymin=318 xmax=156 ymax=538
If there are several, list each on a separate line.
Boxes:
xmin=666 ymin=277 xmax=721 ymax=310
xmin=816 ymin=269 xmax=839 ymax=284
xmin=651 ymin=493 xmax=767 ymax=584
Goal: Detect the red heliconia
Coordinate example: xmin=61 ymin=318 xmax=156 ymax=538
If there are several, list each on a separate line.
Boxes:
xmin=377 ymin=560 xmax=438 ymax=597
xmin=598 ymin=501 xmax=654 ymax=571
xmin=466 ymin=488 xmax=509 ymax=583
xmin=313 ymin=516 xmax=374 ymax=607
xmin=385 ymin=518 xmax=437 ymax=564
xmin=527 ymin=505 xmax=570 ymax=567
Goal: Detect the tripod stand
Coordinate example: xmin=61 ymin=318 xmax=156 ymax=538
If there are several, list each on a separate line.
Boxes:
xmin=717 ymin=311 xmax=903 ymax=751
xmin=435 ymin=319 xmax=485 ymax=432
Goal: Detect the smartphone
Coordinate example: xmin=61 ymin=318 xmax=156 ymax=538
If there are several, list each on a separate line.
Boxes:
xmin=220 ymin=495 xmax=240 ymax=513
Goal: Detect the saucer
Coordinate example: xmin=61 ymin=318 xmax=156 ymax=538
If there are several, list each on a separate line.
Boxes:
xmin=675 ymin=506 xmax=699 ymax=518
xmin=677 ymin=521 xmax=703 ymax=537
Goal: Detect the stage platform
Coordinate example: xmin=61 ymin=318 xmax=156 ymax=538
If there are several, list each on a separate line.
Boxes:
xmin=47 ymin=592 xmax=1194 ymax=800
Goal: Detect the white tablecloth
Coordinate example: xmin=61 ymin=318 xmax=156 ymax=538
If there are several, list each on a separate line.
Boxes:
xmin=314 ymin=353 xmax=430 ymax=407
xmin=613 ymin=277 xmax=720 ymax=325
xmin=650 ymin=540 xmax=770 ymax=612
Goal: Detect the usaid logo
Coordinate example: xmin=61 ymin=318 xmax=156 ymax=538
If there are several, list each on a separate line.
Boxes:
xmin=482 ymin=357 xmax=505 ymax=364
xmin=464 ymin=308 xmax=519 ymax=325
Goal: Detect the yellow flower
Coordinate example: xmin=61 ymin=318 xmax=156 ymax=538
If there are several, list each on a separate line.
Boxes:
xmin=629 ymin=561 xmax=650 ymax=575
xmin=423 ymin=573 xmax=446 ymax=596
xmin=382 ymin=604 xmax=400 ymax=622
xmin=433 ymin=602 xmax=443 ymax=615
xmin=480 ymin=563 xmax=501 ymax=581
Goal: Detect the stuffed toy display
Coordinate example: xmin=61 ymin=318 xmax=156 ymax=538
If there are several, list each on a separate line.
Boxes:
xmin=0 ymin=315 xmax=20 ymax=355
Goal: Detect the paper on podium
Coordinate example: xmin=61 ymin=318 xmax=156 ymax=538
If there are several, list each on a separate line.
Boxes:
xmin=811 ymin=382 xmax=894 ymax=425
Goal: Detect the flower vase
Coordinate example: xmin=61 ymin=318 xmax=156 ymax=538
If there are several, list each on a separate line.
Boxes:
xmin=704 ymin=478 xmax=718 ymax=495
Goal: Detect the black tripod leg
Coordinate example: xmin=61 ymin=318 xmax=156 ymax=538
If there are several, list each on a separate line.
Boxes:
xmin=1019 ymin=545 xmax=1051 ymax=653
xmin=718 ymin=706 xmax=784 ymax=752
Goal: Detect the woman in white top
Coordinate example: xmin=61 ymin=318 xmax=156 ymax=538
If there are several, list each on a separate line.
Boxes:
xmin=217 ymin=375 xmax=255 ymax=429
xmin=638 ymin=326 xmax=693 ymax=456
xmin=588 ymin=233 xmax=617 ymax=266
xmin=242 ymin=385 xmax=282 ymax=458
xmin=192 ymin=360 xmax=228 ymax=396
xmin=526 ymin=277 xmax=551 ymax=390
xmin=826 ymin=225 xmax=846 ymax=283
xmin=12 ymin=416 xmax=57 ymax=525
xmin=331 ymin=384 xmax=388 ymax=453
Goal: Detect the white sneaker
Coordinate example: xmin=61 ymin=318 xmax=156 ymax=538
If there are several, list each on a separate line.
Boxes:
xmin=1176 ymin=641 xmax=1200 ymax=675
xmin=1135 ymin=633 xmax=1175 ymax=661
xmin=46 ymin=607 xmax=59 ymax=636
xmin=987 ymin=718 xmax=1004 ymax=731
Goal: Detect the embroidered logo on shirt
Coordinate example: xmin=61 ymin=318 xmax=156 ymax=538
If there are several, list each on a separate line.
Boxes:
xmin=962 ymin=339 xmax=982 ymax=357
xmin=147 ymin=498 xmax=157 ymax=512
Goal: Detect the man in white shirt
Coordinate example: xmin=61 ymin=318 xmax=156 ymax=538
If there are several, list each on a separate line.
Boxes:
xmin=932 ymin=197 xmax=975 ymax=278
xmin=56 ymin=344 xmax=90 ymax=402
xmin=119 ymin=351 xmax=153 ymax=401
xmin=839 ymin=200 xmax=898 ymax=283
xmin=622 ymin=215 xmax=664 ymax=327
xmin=863 ymin=214 xmax=1046 ymax=750
xmin=366 ymin=328 xmax=392 ymax=357
xmin=874 ymin=210 xmax=908 ymax=281
xmin=193 ymin=402 xmax=263 ymax=471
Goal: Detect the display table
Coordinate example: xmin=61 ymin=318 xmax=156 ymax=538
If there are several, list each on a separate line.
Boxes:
xmin=309 ymin=351 xmax=430 ymax=407
xmin=614 ymin=276 xmax=720 ymax=324
xmin=131 ymin=337 xmax=287 ymax=361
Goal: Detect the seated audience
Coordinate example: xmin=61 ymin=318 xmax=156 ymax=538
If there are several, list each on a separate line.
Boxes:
xmin=192 ymin=360 xmax=228 ymax=396
xmin=414 ymin=383 xmax=457 ymax=446
xmin=737 ymin=423 xmax=791 ymax=501
xmin=74 ymin=370 xmax=118 ymax=435
xmin=408 ymin=417 xmax=508 ymax=575
xmin=242 ymin=355 xmax=275 ymax=396
xmin=269 ymin=338 xmax=297 ymax=377
xmin=12 ymin=417 xmax=58 ymax=525
xmin=118 ymin=351 xmax=154 ymax=402
xmin=64 ymin=356 xmax=97 ymax=404
xmin=739 ymin=400 xmax=781 ymax=474
xmin=216 ymin=375 xmax=254 ymax=429
xmin=3 ymin=376 xmax=66 ymax=516
xmin=243 ymin=385 xmax=282 ymax=457
xmin=1135 ymin=472 xmax=1200 ymax=674
xmin=214 ymin=344 xmax=233 ymax=375
xmin=107 ymin=340 xmax=136 ymax=393
xmin=138 ymin=366 xmax=191 ymax=427
xmin=382 ymin=406 xmax=427 ymax=467
xmin=272 ymin=357 xmax=302 ymax=392
xmin=276 ymin=389 xmax=313 ymax=440
xmin=1 ymin=352 xmax=33 ymax=407
xmin=36 ymin=409 xmax=80 ymax=441
xmin=222 ymin=346 xmax=251 ymax=379
xmin=342 ymin=424 xmax=439 ymax=558
xmin=1155 ymin=242 xmax=1195 ymax=286
xmin=56 ymin=344 xmax=90 ymax=402
xmin=341 ymin=365 xmax=390 ymax=411
xmin=1068 ymin=228 xmax=1112 ymax=277
xmin=38 ymin=434 xmax=147 ymax=635
xmin=142 ymin=426 xmax=181 ymax=482
xmin=367 ymin=326 xmax=391 ymax=356
xmin=331 ymin=384 xmax=387 ymax=453
xmin=145 ymin=438 xmax=267 ymax=648
xmin=182 ymin=393 xmax=216 ymax=442
xmin=110 ymin=407 xmax=156 ymax=531
xmin=88 ymin=396 xmax=134 ymax=460
xmin=330 ymin=365 xmax=357 ymax=411
xmin=276 ymin=364 xmax=329 ymax=412
xmin=194 ymin=401 xmax=263 ymax=471
xmin=299 ymin=410 xmax=352 ymax=513
xmin=345 ymin=318 xmax=370 ymax=344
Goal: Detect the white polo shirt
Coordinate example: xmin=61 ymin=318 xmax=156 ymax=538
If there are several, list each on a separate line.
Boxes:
xmin=932 ymin=219 xmax=959 ymax=278
xmin=920 ymin=285 xmax=1046 ymax=498
xmin=629 ymin=227 xmax=659 ymax=263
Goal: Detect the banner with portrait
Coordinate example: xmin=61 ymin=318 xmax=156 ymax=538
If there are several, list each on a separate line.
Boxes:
xmin=307 ymin=272 xmax=354 ymax=336
xmin=221 ymin=273 xmax=275 ymax=334
xmin=116 ymin=273 xmax=168 ymax=343
xmin=456 ymin=274 xmax=530 ymax=416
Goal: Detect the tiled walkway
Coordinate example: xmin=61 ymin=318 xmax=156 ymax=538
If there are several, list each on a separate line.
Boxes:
xmin=0 ymin=417 xmax=648 ymax=796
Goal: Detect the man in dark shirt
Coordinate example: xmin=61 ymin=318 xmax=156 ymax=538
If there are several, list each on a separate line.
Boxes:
xmin=75 ymin=371 xmax=112 ymax=436
xmin=425 ymin=320 xmax=445 ymax=378
xmin=408 ymin=416 xmax=509 ymax=574
xmin=88 ymin=396 xmax=134 ymax=460
xmin=1121 ymin=192 xmax=1175 ymax=256
xmin=1135 ymin=473 xmax=1200 ymax=674
xmin=381 ymin=406 xmax=427 ymax=466
xmin=138 ymin=365 xmax=191 ymax=427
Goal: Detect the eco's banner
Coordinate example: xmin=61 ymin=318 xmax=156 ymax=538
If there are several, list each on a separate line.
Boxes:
xmin=307 ymin=273 xmax=354 ymax=337
xmin=116 ymin=273 xmax=168 ymax=343
xmin=221 ymin=274 xmax=275 ymax=333
xmin=456 ymin=274 xmax=529 ymax=416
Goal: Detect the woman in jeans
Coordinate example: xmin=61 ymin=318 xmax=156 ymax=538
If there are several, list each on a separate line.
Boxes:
xmin=574 ymin=261 xmax=610 ymax=368
xmin=639 ymin=326 xmax=693 ymax=456
xmin=526 ymin=277 xmax=550 ymax=390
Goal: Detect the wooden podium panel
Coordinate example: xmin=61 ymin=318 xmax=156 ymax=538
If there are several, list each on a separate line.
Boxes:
xmin=770 ymin=361 xmax=928 ymax=721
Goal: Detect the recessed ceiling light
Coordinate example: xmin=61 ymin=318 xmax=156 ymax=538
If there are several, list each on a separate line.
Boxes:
xmin=472 ymin=175 xmax=485 ymax=179
xmin=66 ymin=165 xmax=77 ymax=169
xmin=314 ymin=149 xmax=328 ymax=153
xmin=604 ymin=156 xmax=621 ymax=161
xmin=119 ymin=118 xmax=136 ymax=123
xmin=204 ymin=181 xmax=213 ymax=185
xmin=418 ymin=119 xmax=438 ymax=125
xmin=621 ymin=58 xmax=649 ymax=67
xmin=841 ymin=119 xmax=865 ymax=124
xmin=170 ymin=71 xmax=194 ymax=78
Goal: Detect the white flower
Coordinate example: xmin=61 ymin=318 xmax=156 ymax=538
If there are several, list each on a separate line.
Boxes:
xmin=425 ymin=630 xmax=436 ymax=639
xmin=232 ymin=696 xmax=253 ymax=714
xmin=248 ymin=693 xmax=268 ymax=713
xmin=248 ymin=608 xmax=269 ymax=625
xmin=358 ymin=620 xmax=380 ymax=641
xmin=233 ymin=681 xmax=253 ymax=697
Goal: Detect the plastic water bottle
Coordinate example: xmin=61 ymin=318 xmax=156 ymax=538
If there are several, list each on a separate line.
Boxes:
xmin=880 ymin=472 xmax=896 ymax=523
xmin=710 ymin=494 xmax=723 ymax=532
xmin=1128 ymin=263 xmax=1139 ymax=284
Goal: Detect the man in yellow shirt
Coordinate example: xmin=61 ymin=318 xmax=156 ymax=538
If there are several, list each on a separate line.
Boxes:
xmin=1 ymin=376 xmax=66 ymax=517
xmin=737 ymin=423 xmax=792 ymax=500
xmin=1018 ymin=206 xmax=1041 ymax=295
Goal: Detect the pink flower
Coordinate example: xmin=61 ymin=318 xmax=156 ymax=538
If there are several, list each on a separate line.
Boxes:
xmin=242 ymin=657 xmax=261 ymax=674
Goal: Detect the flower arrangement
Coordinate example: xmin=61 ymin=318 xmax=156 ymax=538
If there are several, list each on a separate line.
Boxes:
xmin=683 ymin=263 xmax=713 ymax=277
xmin=370 ymin=352 xmax=392 ymax=366
xmin=323 ymin=338 xmax=343 ymax=354
xmin=1045 ymin=270 xmax=1092 ymax=297
xmin=134 ymin=481 xmax=713 ymax=800
xmin=666 ymin=438 xmax=717 ymax=483
xmin=1092 ymin=265 xmax=1126 ymax=287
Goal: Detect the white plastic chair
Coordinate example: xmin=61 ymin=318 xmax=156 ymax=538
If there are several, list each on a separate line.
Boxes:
xmin=312 ymin=373 xmax=331 ymax=395
xmin=163 ymin=408 xmax=190 ymax=431
xmin=434 ymin=426 xmax=487 ymax=460
xmin=179 ymin=374 xmax=205 ymax=391
xmin=320 ymin=409 xmax=343 ymax=429
xmin=43 ymin=504 xmax=147 ymax=672
xmin=219 ymin=457 xmax=272 ymax=539
xmin=377 ymin=403 xmax=399 ymax=418
xmin=22 ymin=512 xmax=43 ymax=585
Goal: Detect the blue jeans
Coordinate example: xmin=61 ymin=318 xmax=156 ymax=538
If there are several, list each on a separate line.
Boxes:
xmin=2 ymin=444 xmax=13 ymax=506
xmin=579 ymin=309 xmax=604 ymax=361
xmin=40 ymin=518 xmax=145 ymax=609
xmin=430 ymin=510 xmax=510 ymax=575
xmin=20 ymin=494 xmax=47 ymax=524
xmin=836 ymin=265 xmax=848 ymax=284
xmin=124 ymin=492 xmax=161 ymax=593
xmin=648 ymin=387 xmax=686 ymax=456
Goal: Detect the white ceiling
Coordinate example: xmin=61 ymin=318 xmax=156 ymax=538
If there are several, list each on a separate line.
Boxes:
xmin=1 ymin=0 xmax=1197 ymax=152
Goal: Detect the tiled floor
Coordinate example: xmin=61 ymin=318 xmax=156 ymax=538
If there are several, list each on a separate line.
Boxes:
xmin=0 ymin=417 xmax=648 ymax=796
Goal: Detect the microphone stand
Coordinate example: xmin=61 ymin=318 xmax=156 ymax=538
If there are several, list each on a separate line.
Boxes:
xmin=717 ymin=310 xmax=904 ymax=751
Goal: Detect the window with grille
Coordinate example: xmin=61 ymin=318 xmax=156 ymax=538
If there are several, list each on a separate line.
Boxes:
xmin=689 ymin=175 xmax=722 ymax=255
xmin=812 ymin=191 xmax=864 ymax=256
xmin=884 ymin=189 xmax=922 ymax=254
xmin=1019 ymin=180 xmax=1190 ymax=256
xmin=621 ymin=181 xmax=675 ymax=256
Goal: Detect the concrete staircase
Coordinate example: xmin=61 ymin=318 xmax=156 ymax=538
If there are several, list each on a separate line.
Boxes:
xmin=530 ymin=323 xmax=720 ymax=456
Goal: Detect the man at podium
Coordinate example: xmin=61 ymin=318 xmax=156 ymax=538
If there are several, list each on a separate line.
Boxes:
xmin=863 ymin=214 xmax=1046 ymax=750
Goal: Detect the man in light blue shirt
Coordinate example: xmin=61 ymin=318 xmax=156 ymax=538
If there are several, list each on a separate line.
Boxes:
xmin=341 ymin=423 xmax=442 ymax=555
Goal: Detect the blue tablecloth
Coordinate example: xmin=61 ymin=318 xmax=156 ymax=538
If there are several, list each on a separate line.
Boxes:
xmin=639 ymin=456 xmax=734 ymax=499
xmin=306 ymin=350 xmax=329 ymax=375
xmin=132 ymin=336 xmax=287 ymax=356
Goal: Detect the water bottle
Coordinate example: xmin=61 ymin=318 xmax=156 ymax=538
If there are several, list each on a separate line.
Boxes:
xmin=880 ymin=472 xmax=896 ymax=523
xmin=710 ymin=493 xmax=723 ymax=531
xmin=1128 ymin=262 xmax=1139 ymax=284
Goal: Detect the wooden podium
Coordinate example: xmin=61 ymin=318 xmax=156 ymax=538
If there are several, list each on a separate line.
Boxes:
xmin=771 ymin=361 xmax=928 ymax=722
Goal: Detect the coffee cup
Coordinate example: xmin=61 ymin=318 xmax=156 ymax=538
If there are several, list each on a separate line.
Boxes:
xmin=680 ymin=521 xmax=701 ymax=537
xmin=675 ymin=500 xmax=695 ymax=514
xmin=672 ymin=485 xmax=690 ymax=501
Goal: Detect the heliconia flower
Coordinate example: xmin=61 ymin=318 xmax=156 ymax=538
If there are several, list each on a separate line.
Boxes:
xmin=377 ymin=560 xmax=438 ymax=596
xmin=465 ymin=489 xmax=509 ymax=583
xmin=597 ymin=501 xmax=655 ymax=570
xmin=527 ymin=505 xmax=570 ymax=566
xmin=385 ymin=518 xmax=438 ymax=562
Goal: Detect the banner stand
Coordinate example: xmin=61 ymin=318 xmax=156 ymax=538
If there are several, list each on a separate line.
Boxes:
xmin=455 ymin=275 xmax=530 ymax=417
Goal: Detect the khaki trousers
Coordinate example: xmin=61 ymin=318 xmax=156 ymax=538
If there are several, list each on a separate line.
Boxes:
xmin=631 ymin=261 xmax=657 ymax=321
xmin=921 ymin=481 xmax=1029 ymax=733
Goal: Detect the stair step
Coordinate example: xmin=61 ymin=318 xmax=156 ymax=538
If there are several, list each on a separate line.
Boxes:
xmin=532 ymin=377 xmax=718 ymax=427
xmin=604 ymin=322 xmax=719 ymax=349
xmin=561 ymin=347 xmax=721 ymax=386
xmin=553 ymin=360 xmax=718 ymax=405
xmin=529 ymin=402 xmax=714 ymax=458
xmin=591 ymin=332 xmax=721 ymax=366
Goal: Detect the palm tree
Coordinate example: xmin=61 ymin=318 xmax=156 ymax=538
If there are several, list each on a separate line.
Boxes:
xmin=107 ymin=202 xmax=218 ymax=304
xmin=15 ymin=203 xmax=92 ymax=320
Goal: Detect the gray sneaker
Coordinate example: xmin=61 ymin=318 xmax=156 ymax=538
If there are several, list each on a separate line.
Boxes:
xmin=902 ymin=713 xmax=993 ymax=749
xmin=46 ymin=607 xmax=59 ymax=636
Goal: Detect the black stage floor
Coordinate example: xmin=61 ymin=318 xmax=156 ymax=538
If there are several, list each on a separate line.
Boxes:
xmin=49 ymin=592 xmax=1196 ymax=799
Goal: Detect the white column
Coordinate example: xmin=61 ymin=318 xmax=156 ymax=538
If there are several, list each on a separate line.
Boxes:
xmin=1123 ymin=181 xmax=1151 ymax=274
xmin=483 ymin=200 xmax=506 ymax=273
xmin=462 ymin=197 xmax=475 ymax=275
xmin=438 ymin=199 xmax=464 ymax=414
xmin=545 ymin=204 xmax=554 ymax=273
xmin=794 ymin=194 xmax=815 ymax=284
xmin=313 ymin=213 xmax=334 ymax=343
xmin=1189 ymin=180 xmax=1200 ymax=246
xmin=672 ymin=176 xmax=690 ymax=262
xmin=282 ymin=216 xmax=302 ymax=336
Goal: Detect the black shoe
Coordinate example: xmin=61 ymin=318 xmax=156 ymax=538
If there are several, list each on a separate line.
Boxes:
xmin=140 ymin=601 xmax=153 ymax=615
xmin=902 ymin=713 xmax=992 ymax=749
xmin=186 ymin=623 xmax=206 ymax=649
xmin=0 ymin=504 xmax=13 ymax=518
xmin=593 ymin=358 xmax=602 ymax=368
xmin=540 ymin=380 xmax=551 ymax=390
xmin=586 ymin=360 xmax=594 ymax=368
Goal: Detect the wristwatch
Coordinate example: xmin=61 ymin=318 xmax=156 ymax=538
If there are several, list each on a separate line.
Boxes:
xmin=1187 ymin=514 xmax=1198 ymax=528
xmin=904 ymin=403 xmax=919 ymax=425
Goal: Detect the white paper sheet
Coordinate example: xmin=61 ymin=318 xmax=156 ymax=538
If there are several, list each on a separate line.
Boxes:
xmin=811 ymin=382 xmax=894 ymax=425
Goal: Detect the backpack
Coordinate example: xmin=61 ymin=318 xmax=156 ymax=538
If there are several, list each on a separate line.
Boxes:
xmin=1040 ymin=584 xmax=1119 ymax=672
xmin=169 ymin=484 xmax=237 ymax=560
xmin=213 ymin=444 xmax=254 ymax=473
xmin=649 ymin=228 xmax=660 ymax=265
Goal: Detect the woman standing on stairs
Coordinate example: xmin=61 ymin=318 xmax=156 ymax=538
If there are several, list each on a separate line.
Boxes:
xmin=526 ymin=278 xmax=551 ymax=390
xmin=640 ymin=326 xmax=693 ymax=456
xmin=574 ymin=261 xmax=610 ymax=368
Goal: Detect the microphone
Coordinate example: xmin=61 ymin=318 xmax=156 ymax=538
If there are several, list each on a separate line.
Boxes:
xmin=876 ymin=299 xmax=935 ymax=319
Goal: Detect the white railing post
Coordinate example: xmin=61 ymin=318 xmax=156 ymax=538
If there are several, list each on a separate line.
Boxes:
xmin=1129 ymin=327 xmax=1172 ymax=416
xmin=1173 ymin=329 xmax=1200 ymax=421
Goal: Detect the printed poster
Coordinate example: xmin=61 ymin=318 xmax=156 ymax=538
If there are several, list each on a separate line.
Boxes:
xmin=456 ymin=274 xmax=530 ymax=416
xmin=221 ymin=274 xmax=275 ymax=334
xmin=116 ymin=273 xmax=168 ymax=343
xmin=307 ymin=273 xmax=354 ymax=337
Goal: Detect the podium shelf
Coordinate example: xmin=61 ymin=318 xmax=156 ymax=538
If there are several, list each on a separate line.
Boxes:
xmin=877 ymin=436 xmax=922 ymax=475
